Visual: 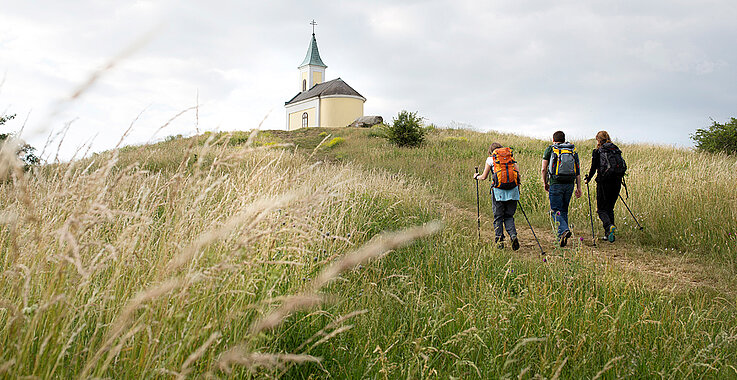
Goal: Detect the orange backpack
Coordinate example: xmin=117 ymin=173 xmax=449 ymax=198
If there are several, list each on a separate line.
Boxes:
xmin=491 ymin=147 xmax=519 ymax=190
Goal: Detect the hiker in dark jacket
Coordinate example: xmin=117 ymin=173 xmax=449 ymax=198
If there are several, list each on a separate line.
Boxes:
xmin=585 ymin=131 xmax=626 ymax=242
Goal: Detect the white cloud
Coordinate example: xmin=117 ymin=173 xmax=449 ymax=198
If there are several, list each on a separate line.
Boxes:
xmin=1 ymin=0 xmax=736 ymax=160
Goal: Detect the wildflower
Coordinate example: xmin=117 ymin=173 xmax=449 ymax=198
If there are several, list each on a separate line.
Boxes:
xmin=579 ymin=237 xmax=584 ymax=241
xmin=556 ymin=211 xmax=561 ymax=216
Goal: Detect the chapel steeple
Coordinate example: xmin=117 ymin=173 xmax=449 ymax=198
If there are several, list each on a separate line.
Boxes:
xmin=298 ymin=20 xmax=327 ymax=92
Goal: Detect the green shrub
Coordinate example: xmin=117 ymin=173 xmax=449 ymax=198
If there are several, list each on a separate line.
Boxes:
xmin=385 ymin=110 xmax=425 ymax=147
xmin=319 ymin=131 xmax=328 ymax=137
xmin=325 ymin=137 xmax=345 ymax=148
xmin=691 ymin=118 xmax=737 ymax=155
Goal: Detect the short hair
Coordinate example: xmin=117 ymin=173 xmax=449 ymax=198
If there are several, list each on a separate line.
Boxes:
xmin=553 ymin=131 xmax=565 ymax=143
xmin=488 ymin=142 xmax=503 ymax=155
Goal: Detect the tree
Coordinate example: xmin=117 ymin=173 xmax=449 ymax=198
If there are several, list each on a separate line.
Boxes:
xmin=1 ymin=114 xmax=40 ymax=169
xmin=691 ymin=118 xmax=737 ymax=155
xmin=384 ymin=110 xmax=425 ymax=147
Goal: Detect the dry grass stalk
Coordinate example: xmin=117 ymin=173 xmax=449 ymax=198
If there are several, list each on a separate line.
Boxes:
xmin=165 ymin=193 xmax=297 ymax=274
xmin=178 ymin=332 xmax=222 ymax=379
xmin=250 ymin=221 xmax=442 ymax=335
xmin=592 ymin=355 xmax=624 ymax=380
xmin=295 ymin=310 xmax=368 ymax=352
xmin=81 ymin=278 xmax=185 ymax=378
xmin=217 ymin=349 xmax=321 ymax=374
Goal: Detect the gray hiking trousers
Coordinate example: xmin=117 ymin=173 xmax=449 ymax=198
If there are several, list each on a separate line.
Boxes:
xmin=491 ymin=197 xmax=518 ymax=241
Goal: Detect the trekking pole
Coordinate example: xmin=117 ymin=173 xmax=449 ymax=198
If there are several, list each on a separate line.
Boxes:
xmin=518 ymin=201 xmax=545 ymax=256
xmin=618 ymin=194 xmax=644 ymax=230
xmin=586 ymin=181 xmax=596 ymax=246
xmin=474 ymin=167 xmax=481 ymax=240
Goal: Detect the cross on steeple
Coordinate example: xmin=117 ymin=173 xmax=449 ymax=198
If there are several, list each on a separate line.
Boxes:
xmin=310 ymin=20 xmax=317 ymax=35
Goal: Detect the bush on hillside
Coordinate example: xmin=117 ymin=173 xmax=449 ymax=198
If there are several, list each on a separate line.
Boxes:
xmin=691 ymin=118 xmax=737 ymax=155
xmin=385 ymin=110 xmax=425 ymax=147
xmin=1 ymin=113 xmax=40 ymax=171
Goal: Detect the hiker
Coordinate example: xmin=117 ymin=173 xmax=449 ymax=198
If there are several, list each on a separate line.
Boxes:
xmin=584 ymin=131 xmax=626 ymax=242
xmin=473 ymin=142 xmax=521 ymax=250
xmin=541 ymin=131 xmax=582 ymax=247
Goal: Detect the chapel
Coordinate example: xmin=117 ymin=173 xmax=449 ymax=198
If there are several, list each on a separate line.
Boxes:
xmin=284 ymin=23 xmax=365 ymax=130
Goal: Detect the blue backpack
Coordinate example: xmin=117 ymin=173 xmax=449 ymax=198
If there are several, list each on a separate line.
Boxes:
xmin=547 ymin=143 xmax=578 ymax=183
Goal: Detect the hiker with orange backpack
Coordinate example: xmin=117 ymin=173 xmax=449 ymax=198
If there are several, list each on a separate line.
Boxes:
xmin=541 ymin=131 xmax=582 ymax=247
xmin=584 ymin=131 xmax=626 ymax=242
xmin=473 ymin=142 xmax=521 ymax=250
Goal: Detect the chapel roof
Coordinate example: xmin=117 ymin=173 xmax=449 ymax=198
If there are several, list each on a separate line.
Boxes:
xmin=299 ymin=33 xmax=327 ymax=68
xmin=285 ymin=78 xmax=365 ymax=105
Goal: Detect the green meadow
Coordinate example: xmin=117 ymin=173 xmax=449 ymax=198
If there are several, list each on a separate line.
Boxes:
xmin=1 ymin=127 xmax=736 ymax=378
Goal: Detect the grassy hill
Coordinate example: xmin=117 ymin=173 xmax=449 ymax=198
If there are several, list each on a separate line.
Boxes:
xmin=1 ymin=127 xmax=736 ymax=378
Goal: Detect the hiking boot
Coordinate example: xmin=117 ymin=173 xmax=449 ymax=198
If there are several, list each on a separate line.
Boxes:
xmin=511 ymin=236 xmax=520 ymax=251
xmin=559 ymin=230 xmax=572 ymax=247
xmin=495 ymin=237 xmax=504 ymax=250
xmin=600 ymin=236 xmax=609 ymax=242
xmin=608 ymin=226 xmax=616 ymax=243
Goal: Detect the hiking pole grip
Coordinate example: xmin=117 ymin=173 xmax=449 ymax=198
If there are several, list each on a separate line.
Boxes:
xmin=475 ymin=167 xmax=481 ymax=240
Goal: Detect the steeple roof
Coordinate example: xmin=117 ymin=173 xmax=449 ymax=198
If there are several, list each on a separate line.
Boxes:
xmin=299 ymin=33 xmax=327 ymax=68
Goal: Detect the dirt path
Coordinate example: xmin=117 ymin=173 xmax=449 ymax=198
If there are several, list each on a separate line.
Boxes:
xmin=430 ymin=196 xmax=735 ymax=296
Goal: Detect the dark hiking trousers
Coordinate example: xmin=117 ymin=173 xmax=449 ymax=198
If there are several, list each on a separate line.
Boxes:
xmin=492 ymin=197 xmax=518 ymax=241
xmin=596 ymin=177 xmax=622 ymax=234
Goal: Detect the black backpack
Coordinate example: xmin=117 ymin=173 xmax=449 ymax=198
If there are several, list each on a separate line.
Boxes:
xmin=598 ymin=142 xmax=626 ymax=179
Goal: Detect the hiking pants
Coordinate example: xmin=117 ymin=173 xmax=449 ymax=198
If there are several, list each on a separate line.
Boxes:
xmin=491 ymin=197 xmax=517 ymax=241
xmin=549 ymin=183 xmax=574 ymax=237
xmin=596 ymin=177 xmax=622 ymax=234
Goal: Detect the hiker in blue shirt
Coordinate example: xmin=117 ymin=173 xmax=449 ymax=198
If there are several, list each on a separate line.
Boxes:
xmin=474 ymin=142 xmax=521 ymax=250
xmin=541 ymin=131 xmax=582 ymax=247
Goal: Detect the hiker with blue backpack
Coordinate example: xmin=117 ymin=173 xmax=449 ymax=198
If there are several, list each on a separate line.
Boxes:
xmin=474 ymin=142 xmax=521 ymax=250
xmin=584 ymin=131 xmax=627 ymax=242
xmin=541 ymin=131 xmax=582 ymax=247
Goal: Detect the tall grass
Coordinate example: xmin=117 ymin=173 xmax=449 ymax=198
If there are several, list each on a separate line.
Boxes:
xmin=0 ymin=133 xmax=441 ymax=377
xmin=2 ymin=129 xmax=737 ymax=378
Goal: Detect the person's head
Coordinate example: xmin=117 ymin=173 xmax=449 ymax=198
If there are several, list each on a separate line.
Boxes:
xmin=595 ymin=130 xmax=611 ymax=148
xmin=552 ymin=131 xmax=566 ymax=143
xmin=488 ymin=142 xmax=503 ymax=155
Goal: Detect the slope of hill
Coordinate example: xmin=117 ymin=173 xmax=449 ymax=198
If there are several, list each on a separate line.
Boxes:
xmin=1 ymin=128 xmax=736 ymax=378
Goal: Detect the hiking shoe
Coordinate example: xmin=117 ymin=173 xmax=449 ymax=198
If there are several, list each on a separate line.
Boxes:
xmin=559 ymin=230 xmax=572 ymax=247
xmin=600 ymin=236 xmax=609 ymax=241
xmin=511 ymin=236 xmax=520 ymax=251
xmin=608 ymin=226 xmax=616 ymax=243
xmin=496 ymin=241 xmax=505 ymax=249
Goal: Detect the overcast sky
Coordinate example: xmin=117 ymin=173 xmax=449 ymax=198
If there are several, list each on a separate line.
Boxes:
xmin=2 ymin=1 xmax=736 ymax=160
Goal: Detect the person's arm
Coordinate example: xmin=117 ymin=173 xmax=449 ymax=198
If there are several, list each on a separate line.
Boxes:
xmin=541 ymin=159 xmax=549 ymax=192
xmin=585 ymin=149 xmax=598 ymax=183
xmin=475 ymin=163 xmax=492 ymax=181
xmin=514 ymin=162 xmax=521 ymax=185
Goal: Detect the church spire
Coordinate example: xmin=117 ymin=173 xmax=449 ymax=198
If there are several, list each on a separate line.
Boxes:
xmin=299 ymin=21 xmax=327 ymax=68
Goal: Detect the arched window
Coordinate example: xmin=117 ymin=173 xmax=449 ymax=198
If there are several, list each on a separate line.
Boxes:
xmin=302 ymin=79 xmax=307 ymax=92
xmin=302 ymin=112 xmax=308 ymax=128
